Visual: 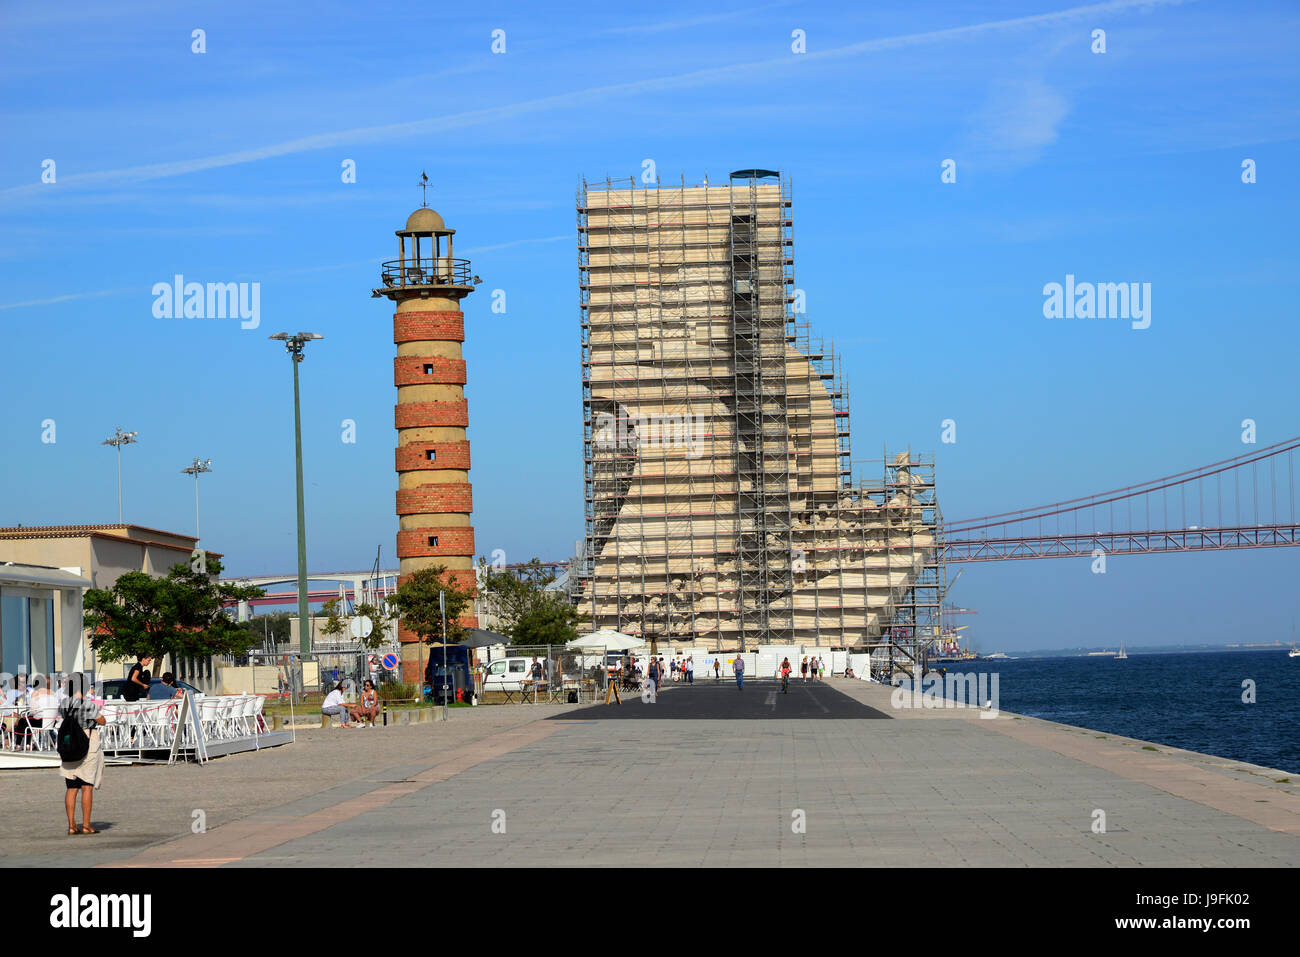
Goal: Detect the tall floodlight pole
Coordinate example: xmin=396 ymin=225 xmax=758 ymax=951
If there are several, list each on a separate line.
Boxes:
xmin=181 ymin=457 xmax=213 ymax=541
xmin=270 ymin=332 xmax=323 ymax=656
xmin=101 ymin=427 xmax=138 ymax=522
xmin=439 ymin=590 xmax=448 ymax=705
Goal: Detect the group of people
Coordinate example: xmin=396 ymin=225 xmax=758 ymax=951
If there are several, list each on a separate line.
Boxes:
xmin=642 ymin=655 xmax=697 ymax=694
xmin=120 ymin=654 xmax=189 ymax=701
xmin=321 ymin=680 xmax=381 ymax=728
xmin=796 ymin=655 xmax=827 ymax=681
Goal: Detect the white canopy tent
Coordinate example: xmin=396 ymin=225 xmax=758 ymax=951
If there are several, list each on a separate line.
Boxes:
xmin=565 ymin=629 xmax=645 ymax=652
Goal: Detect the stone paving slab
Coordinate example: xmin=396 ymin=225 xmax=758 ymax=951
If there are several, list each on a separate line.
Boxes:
xmin=0 ymin=702 xmax=581 ymax=868
xmin=224 ymin=716 xmax=1300 ymax=867
xmin=559 ymin=678 xmax=890 ymax=720
xmin=5 ymin=677 xmax=1298 ymax=868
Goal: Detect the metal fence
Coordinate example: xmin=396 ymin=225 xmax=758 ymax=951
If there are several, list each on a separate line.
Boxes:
xmin=477 ymin=643 xmax=612 ymax=704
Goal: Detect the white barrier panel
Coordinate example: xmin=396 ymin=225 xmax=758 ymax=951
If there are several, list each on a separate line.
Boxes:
xmin=848 ymin=653 xmax=873 ymax=680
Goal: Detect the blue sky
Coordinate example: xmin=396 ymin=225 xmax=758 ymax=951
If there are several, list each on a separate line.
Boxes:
xmin=2 ymin=0 xmax=1297 ymax=650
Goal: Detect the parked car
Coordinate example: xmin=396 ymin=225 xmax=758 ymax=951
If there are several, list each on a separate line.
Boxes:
xmin=99 ymin=677 xmax=204 ymax=700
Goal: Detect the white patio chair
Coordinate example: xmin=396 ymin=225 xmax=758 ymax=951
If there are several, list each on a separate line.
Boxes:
xmin=249 ymin=696 xmax=267 ymax=733
xmin=140 ymin=700 xmax=177 ymax=748
xmin=197 ymin=697 xmax=224 ymax=740
xmin=100 ymin=703 xmax=130 ymax=751
xmin=29 ymin=700 xmax=61 ymax=751
xmin=236 ymin=695 xmax=257 ymax=736
xmin=221 ymin=696 xmax=242 ymax=736
xmin=226 ymin=696 xmax=245 ymax=737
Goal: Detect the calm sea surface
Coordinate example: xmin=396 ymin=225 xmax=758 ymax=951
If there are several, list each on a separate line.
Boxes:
xmin=932 ymin=650 xmax=1299 ymax=774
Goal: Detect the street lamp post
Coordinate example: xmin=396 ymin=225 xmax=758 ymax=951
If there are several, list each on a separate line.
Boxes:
xmin=181 ymin=457 xmax=213 ymax=541
xmin=270 ymin=332 xmax=323 ymax=656
xmin=101 ymin=427 xmax=138 ymax=522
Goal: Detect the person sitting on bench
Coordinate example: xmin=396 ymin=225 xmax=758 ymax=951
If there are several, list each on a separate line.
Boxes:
xmin=321 ymin=683 xmax=357 ymax=728
xmin=354 ymin=680 xmax=380 ymax=726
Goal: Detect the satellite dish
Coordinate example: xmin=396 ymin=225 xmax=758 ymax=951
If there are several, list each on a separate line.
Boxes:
xmin=350 ymin=616 xmax=374 ymax=640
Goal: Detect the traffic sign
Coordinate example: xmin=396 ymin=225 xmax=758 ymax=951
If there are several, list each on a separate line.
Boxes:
xmin=382 ymin=653 xmax=398 ymax=670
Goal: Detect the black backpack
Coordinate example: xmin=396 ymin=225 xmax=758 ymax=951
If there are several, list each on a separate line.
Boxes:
xmin=57 ymin=708 xmax=90 ymax=762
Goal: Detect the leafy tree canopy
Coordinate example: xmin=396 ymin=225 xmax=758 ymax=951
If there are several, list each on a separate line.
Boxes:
xmin=83 ymin=556 xmax=265 ymax=662
xmin=388 ymin=565 xmax=474 ymax=645
xmin=477 ymin=557 xmax=585 ymax=646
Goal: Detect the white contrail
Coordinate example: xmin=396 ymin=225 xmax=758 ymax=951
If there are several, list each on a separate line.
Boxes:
xmin=1 ymin=0 xmax=1184 ymax=199
xmin=0 ymin=288 xmax=129 ymax=310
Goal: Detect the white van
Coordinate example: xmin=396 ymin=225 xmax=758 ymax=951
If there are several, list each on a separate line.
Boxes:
xmin=482 ymin=657 xmax=538 ymax=692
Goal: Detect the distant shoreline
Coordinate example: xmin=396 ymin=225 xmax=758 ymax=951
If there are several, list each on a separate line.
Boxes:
xmin=979 ymin=645 xmax=1296 ymax=660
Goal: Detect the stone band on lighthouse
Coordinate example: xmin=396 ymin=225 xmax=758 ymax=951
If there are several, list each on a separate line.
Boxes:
xmin=374 ymin=202 xmax=480 ymax=683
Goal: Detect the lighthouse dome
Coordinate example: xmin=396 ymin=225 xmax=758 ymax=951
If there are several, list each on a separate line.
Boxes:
xmin=404 ymin=207 xmax=446 ymax=232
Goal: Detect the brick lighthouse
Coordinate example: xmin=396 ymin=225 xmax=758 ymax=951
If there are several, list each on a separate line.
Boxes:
xmin=374 ymin=197 xmax=479 ymax=682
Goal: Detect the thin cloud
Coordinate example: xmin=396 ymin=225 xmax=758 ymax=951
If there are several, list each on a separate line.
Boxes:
xmin=0 ymin=288 xmax=132 ymax=311
xmin=462 ymin=235 xmax=570 ymax=254
xmin=595 ymin=3 xmax=792 ymax=36
xmin=1 ymin=0 xmax=1186 ymax=200
xmin=964 ymin=78 xmax=1072 ymax=170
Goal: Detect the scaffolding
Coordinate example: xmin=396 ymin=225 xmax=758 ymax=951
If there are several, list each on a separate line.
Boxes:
xmin=576 ymin=170 xmax=940 ymax=653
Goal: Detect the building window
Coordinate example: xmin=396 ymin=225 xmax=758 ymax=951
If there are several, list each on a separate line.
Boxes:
xmin=428 ymin=536 xmax=439 ymax=547
xmin=0 ymin=590 xmax=54 ymax=677
xmin=424 ymin=363 xmax=434 ymax=374
xmin=427 ymin=449 xmax=437 ymax=461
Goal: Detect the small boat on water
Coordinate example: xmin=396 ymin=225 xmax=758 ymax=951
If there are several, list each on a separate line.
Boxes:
xmin=1116 ymin=641 xmax=1128 ymax=660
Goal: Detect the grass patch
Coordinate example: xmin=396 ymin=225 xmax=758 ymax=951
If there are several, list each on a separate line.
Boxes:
xmin=1275 ymin=778 xmax=1290 ymax=784
xmin=1142 ymin=745 xmax=1160 ymax=751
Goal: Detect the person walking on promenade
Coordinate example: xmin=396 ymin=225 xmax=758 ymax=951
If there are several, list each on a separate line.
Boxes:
xmin=58 ymin=682 xmax=105 ymax=835
xmin=800 ymin=656 xmax=809 ymax=682
xmin=713 ymin=658 xmax=721 ymax=680
xmin=686 ymin=657 xmax=694 ymax=684
xmin=647 ymin=656 xmax=660 ymax=699
xmin=733 ymin=654 xmax=745 ymax=691
xmin=819 ymin=657 xmax=827 ymax=679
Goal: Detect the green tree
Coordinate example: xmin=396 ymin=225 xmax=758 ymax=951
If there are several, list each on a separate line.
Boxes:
xmin=319 ymin=598 xmax=348 ymax=642
xmin=510 ymin=595 xmax=583 ymax=646
xmin=234 ymin=612 xmax=292 ymax=646
xmin=478 ymin=557 xmax=584 ymax=645
xmin=353 ymin=601 xmax=396 ymax=651
xmin=388 ymin=565 xmax=474 ymax=645
xmin=83 ymin=556 xmax=265 ymax=662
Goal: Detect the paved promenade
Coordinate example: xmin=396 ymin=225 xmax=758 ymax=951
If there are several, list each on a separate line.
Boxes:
xmin=3 ymin=678 xmax=1298 ymax=867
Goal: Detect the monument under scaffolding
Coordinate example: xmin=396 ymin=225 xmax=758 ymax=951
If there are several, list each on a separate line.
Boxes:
xmin=575 ymin=170 xmax=942 ymax=653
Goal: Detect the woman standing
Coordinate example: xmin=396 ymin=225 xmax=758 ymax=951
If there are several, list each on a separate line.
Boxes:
xmin=59 ymin=684 xmax=106 ymax=835
xmin=800 ymin=656 xmax=809 ymax=682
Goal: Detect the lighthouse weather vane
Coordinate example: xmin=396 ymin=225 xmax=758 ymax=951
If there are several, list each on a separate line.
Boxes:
xmin=418 ymin=170 xmax=430 ymax=207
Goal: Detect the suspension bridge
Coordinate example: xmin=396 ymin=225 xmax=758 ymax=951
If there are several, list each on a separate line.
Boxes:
xmin=942 ymin=435 xmax=1300 ymax=562
xmin=226 ymin=437 xmax=1300 ymax=612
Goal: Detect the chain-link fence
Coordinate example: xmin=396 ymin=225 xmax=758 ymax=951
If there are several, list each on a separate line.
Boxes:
xmin=475 ymin=644 xmax=616 ymax=705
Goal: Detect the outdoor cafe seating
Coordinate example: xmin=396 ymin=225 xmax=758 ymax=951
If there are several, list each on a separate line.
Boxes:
xmin=1 ymin=693 xmax=269 ymax=754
